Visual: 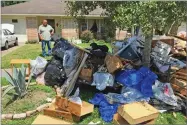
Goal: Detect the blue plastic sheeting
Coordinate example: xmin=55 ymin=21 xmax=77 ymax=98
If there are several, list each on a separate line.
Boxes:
xmin=89 ymin=93 xmax=119 ymax=122
xmin=115 ymin=67 xmax=158 ymax=97
xmin=115 ymin=69 xmax=136 ymax=86
xmin=105 ymin=87 xmax=150 ymax=104
xmin=91 ymin=72 xmax=114 ymax=91
xmin=63 ymin=47 xmax=79 ymax=69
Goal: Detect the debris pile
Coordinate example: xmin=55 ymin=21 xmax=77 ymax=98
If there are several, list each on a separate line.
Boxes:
xmin=32 ymin=35 xmax=186 ymax=124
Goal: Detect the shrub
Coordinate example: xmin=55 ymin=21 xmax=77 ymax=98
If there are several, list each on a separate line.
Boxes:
xmin=25 ymin=40 xmax=38 ymax=44
xmin=80 ymin=30 xmax=94 ymax=43
xmin=2 ymin=64 xmax=31 ymax=98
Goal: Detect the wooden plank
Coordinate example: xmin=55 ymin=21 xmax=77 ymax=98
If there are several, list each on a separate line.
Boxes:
xmin=173 ymin=75 xmax=187 ymax=81
xmin=171 ymin=84 xmax=187 ymax=96
xmin=175 ymin=72 xmax=187 ymax=76
xmin=170 ymin=78 xmax=187 ymax=88
xmin=117 ymin=102 xmax=159 ymax=125
xmin=43 ymin=108 xmax=74 ymax=121
xmin=10 ymin=59 xmax=30 ymax=64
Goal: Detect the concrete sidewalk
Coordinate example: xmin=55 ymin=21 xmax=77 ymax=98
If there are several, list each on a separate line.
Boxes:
xmin=1 ymin=68 xmax=11 ymax=78
xmin=1 ymin=68 xmax=30 ymax=78
xmin=1 ymin=43 xmax=25 ymax=57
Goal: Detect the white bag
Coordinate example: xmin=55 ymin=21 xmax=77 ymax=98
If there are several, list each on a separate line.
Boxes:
xmin=30 ymin=56 xmax=47 ymax=76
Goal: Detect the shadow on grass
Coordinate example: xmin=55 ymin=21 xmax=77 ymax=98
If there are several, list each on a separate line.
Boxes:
xmin=5 ymin=95 xmax=18 ymax=108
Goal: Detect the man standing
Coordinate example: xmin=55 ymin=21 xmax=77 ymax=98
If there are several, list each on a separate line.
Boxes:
xmin=38 ymin=20 xmax=54 ymax=57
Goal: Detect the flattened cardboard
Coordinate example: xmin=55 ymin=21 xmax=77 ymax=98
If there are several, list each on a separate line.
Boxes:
xmin=32 ymin=114 xmax=72 ymax=124
xmin=113 ymin=113 xmax=156 ymax=125
xmin=117 ymin=102 xmax=159 ymax=124
xmin=79 ymin=68 xmax=93 ymax=82
xmin=105 ymin=54 xmax=123 ymax=73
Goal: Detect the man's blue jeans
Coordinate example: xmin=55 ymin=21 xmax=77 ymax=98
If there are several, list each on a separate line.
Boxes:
xmin=41 ymin=40 xmax=51 ymax=56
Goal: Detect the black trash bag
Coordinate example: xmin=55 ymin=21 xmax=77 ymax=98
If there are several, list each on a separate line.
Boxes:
xmin=44 ymin=57 xmax=66 ymax=87
xmin=52 ymin=38 xmax=73 ymax=59
xmin=149 ymin=96 xmax=187 ymax=113
xmin=90 ymin=43 xmax=109 ymax=52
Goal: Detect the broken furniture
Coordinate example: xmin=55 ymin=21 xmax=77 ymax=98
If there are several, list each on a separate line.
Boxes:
xmin=117 ymin=102 xmax=159 ymax=124
xmin=10 ymin=59 xmax=31 ymax=80
xmin=152 ymin=36 xmax=174 ymax=48
xmin=170 ymin=67 xmax=187 ymax=97
xmin=43 ymin=96 xmax=94 ymax=122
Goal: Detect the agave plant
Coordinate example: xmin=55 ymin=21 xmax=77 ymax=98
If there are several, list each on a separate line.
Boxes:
xmin=2 ymin=64 xmax=28 ymax=98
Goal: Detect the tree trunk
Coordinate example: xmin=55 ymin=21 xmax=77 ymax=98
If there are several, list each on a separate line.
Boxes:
xmin=142 ymin=30 xmax=153 ymax=67
xmin=168 ymin=21 xmax=176 ymax=35
xmin=118 ymin=28 xmax=121 ymax=40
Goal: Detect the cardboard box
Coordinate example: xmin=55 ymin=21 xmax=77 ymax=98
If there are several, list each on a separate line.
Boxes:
xmin=105 ymin=54 xmax=123 ymax=73
xmin=55 ymin=96 xmax=94 ymax=117
xmin=43 ymin=103 xmax=78 ymax=122
xmin=79 ymin=68 xmax=93 ymax=82
xmin=113 ymin=113 xmax=156 ymax=125
xmin=32 ymin=114 xmax=72 ymax=124
xmin=118 ymin=102 xmax=159 ymax=124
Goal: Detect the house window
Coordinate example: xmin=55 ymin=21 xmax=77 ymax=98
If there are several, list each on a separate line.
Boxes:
xmin=12 ymin=19 xmax=18 ymax=23
xmin=81 ymin=20 xmax=87 ymax=31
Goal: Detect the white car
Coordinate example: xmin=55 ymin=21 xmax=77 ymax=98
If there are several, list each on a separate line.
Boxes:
xmin=1 ymin=24 xmax=18 ymax=50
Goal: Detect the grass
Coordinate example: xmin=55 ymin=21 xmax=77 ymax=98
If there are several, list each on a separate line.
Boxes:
xmin=1 ymin=41 xmax=112 ymax=69
xmin=156 ymin=112 xmax=187 ymax=124
xmin=1 ymin=84 xmax=55 ymax=125
xmin=1 ymin=43 xmax=52 ymax=69
xmin=1 ymin=42 xmax=187 ymax=124
xmin=1 ymin=77 xmax=9 ymax=86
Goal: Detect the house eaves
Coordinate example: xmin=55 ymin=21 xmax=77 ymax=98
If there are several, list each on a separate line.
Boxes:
xmin=1 ymin=0 xmax=105 ymax=17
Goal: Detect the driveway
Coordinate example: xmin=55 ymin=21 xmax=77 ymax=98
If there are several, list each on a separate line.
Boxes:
xmin=1 ymin=43 xmax=25 ymax=57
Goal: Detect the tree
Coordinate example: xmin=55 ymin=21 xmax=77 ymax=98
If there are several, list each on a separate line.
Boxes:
xmin=66 ymin=1 xmax=187 ymax=67
xmin=1 ymin=1 xmax=25 ymax=7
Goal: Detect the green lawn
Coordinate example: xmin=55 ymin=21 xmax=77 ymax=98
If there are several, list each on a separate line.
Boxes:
xmin=1 ymin=44 xmax=50 ymax=69
xmin=2 ymin=84 xmax=56 ymax=125
xmin=1 ymin=42 xmax=112 ymax=69
xmin=1 ymin=43 xmax=187 ymax=124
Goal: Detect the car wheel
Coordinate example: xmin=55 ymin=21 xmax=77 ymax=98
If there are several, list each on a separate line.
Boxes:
xmin=14 ymin=38 xmax=18 ymax=46
xmin=5 ymin=41 xmax=9 ymax=50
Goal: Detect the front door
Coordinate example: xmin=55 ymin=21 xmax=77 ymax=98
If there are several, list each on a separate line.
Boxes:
xmin=47 ymin=19 xmax=55 ymax=33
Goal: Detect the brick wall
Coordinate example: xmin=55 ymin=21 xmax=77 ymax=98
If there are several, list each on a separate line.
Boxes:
xmin=26 ymin=17 xmax=38 ymax=41
xmin=62 ymin=29 xmax=78 ymax=39
xmin=61 ymin=19 xmax=79 ymax=39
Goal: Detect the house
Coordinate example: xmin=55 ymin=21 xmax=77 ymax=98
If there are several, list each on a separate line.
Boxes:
xmin=1 ymin=0 xmax=127 ymax=43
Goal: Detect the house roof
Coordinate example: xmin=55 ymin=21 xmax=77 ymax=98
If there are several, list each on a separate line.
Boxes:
xmin=1 ymin=0 xmax=104 ymax=16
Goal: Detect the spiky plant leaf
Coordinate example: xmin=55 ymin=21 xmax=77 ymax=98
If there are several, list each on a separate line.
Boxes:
xmin=18 ymin=69 xmax=26 ymax=93
xmin=13 ymin=67 xmax=18 ymax=80
xmin=14 ymin=79 xmax=22 ymax=97
xmin=4 ymin=70 xmax=15 ymax=86
xmin=21 ymin=64 xmax=26 ymax=79
xmin=26 ymin=64 xmax=36 ymax=90
xmin=2 ymin=86 xmax=15 ymax=97
xmin=26 ymin=73 xmax=32 ymax=90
